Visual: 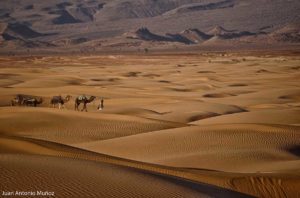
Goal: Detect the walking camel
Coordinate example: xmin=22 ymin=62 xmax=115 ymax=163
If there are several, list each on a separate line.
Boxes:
xmin=11 ymin=94 xmax=29 ymax=106
xmin=51 ymin=95 xmax=72 ymax=109
xmin=11 ymin=97 xmax=21 ymax=106
xmin=75 ymin=95 xmax=96 ymax=112
xmin=23 ymin=97 xmax=43 ymax=107
xmin=11 ymin=94 xmax=42 ymax=107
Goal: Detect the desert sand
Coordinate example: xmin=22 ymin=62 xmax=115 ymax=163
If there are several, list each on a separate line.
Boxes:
xmin=0 ymin=52 xmax=300 ymax=197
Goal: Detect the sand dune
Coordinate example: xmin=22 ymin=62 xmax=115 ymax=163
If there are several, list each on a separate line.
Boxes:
xmin=77 ymin=124 xmax=300 ymax=173
xmin=11 ymin=76 xmax=84 ymax=88
xmin=0 ymin=133 xmax=298 ymax=198
xmin=191 ymin=109 xmax=300 ymax=126
xmin=0 ymin=53 xmax=299 ymax=197
xmin=1 ymin=154 xmax=222 ymax=198
xmin=0 ymin=135 xmax=254 ymax=198
xmin=0 ymin=107 xmax=185 ymax=144
xmin=109 ymin=100 xmax=246 ymax=123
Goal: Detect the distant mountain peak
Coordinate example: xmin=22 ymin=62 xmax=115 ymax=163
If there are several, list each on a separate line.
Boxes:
xmin=208 ymin=26 xmax=233 ymax=36
xmin=269 ymin=23 xmax=300 ymax=43
xmin=1 ymin=22 xmax=44 ymax=40
xmin=123 ymin=25 xmax=294 ymax=46
xmin=180 ymin=28 xmax=212 ymax=43
xmin=135 ymin=27 xmax=152 ymax=36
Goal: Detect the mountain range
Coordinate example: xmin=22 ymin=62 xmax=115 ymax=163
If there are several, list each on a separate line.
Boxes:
xmin=0 ymin=0 xmax=299 ymax=53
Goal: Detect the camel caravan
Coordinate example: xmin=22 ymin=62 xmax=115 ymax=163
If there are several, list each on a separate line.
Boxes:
xmin=11 ymin=94 xmax=104 ymax=112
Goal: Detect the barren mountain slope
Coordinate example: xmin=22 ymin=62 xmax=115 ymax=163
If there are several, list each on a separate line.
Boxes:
xmin=0 ymin=0 xmax=299 ymax=52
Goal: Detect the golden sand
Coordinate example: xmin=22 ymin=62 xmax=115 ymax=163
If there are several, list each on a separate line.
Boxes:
xmin=0 ymin=53 xmax=299 ymax=197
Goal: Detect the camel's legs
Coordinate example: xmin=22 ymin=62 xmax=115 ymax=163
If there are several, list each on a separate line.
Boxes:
xmin=58 ymin=103 xmax=61 ymax=109
xmin=59 ymin=103 xmax=66 ymax=109
xmin=82 ymin=103 xmax=87 ymax=112
xmin=75 ymin=102 xmax=79 ymax=111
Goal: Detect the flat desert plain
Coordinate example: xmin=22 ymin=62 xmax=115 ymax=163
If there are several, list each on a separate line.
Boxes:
xmin=0 ymin=52 xmax=300 ymax=198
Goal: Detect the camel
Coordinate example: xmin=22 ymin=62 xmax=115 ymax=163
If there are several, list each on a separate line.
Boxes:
xmin=51 ymin=95 xmax=72 ymax=109
xmin=23 ymin=97 xmax=43 ymax=107
xmin=11 ymin=97 xmax=21 ymax=106
xmin=11 ymin=94 xmax=27 ymax=106
xmin=11 ymin=94 xmax=39 ymax=106
xmin=97 ymin=98 xmax=104 ymax=111
xmin=75 ymin=95 xmax=96 ymax=112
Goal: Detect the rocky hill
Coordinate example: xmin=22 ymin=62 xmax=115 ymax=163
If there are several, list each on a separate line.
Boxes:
xmin=0 ymin=0 xmax=299 ymax=53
